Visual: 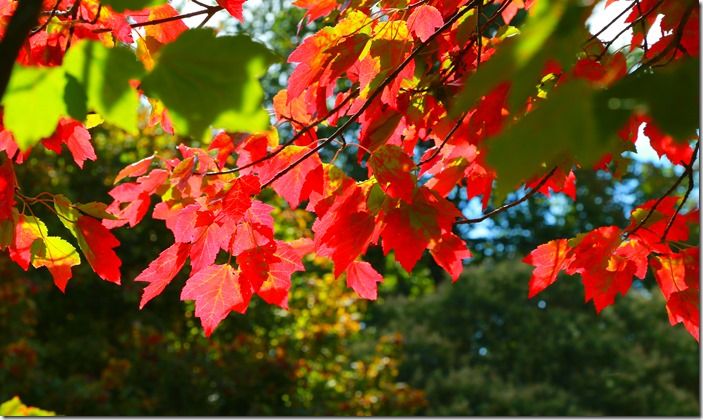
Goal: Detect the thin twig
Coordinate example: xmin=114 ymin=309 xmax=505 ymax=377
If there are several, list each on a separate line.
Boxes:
xmin=596 ymin=0 xmax=663 ymax=60
xmin=584 ymin=1 xmax=637 ymax=45
xmin=661 ymin=140 xmax=699 ymax=240
xmin=626 ymin=140 xmax=699 ymax=237
xmin=634 ymin=0 xmax=649 ymax=54
xmin=204 ymin=87 xmax=359 ymax=176
xmin=260 ymin=0 xmax=482 ymax=190
xmin=417 ymin=110 xmax=470 ymax=166
xmin=29 ymin=0 xmax=61 ymax=36
xmin=637 ymin=1 xmax=696 ymax=71
xmin=456 ymin=166 xmax=558 ymax=224
xmin=93 ymin=6 xmax=224 ymax=34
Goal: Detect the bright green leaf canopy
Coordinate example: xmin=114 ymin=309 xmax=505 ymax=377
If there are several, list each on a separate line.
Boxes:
xmin=450 ymin=1 xmax=588 ymax=115
xmin=2 ymin=67 xmax=70 ymax=150
xmin=600 ymin=59 xmax=699 ymax=139
xmin=140 ymin=29 xmax=277 ymax=138
xmin=63 ymin=41 xmax=146 ymax=134
xmin=486 ymin=81 xmax=623 ymax=200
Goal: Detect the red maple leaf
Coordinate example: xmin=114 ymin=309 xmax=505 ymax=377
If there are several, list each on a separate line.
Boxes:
xmin=257 ymin=145 xmax=323 ymax=208
xmin=114 ymin=155 xmax=155 ymax=184
xmin=429 ymin=232 xmax=472 ymax=282
xmin=76 ymin=216 xmax=122 ymax=284
xmin=368 ymin=145 xmax=416 ymax=203
xmin=216 ymin=0 xmax=246 ymax=21
xmin=345 ymin=260 xmax=383 ymax=300
xmin=136 ymin=242 xmax=190 ymax=309
xmin=0 ymin=159 xmax=15 ymax=220
xmin=257 ymin=241 xmax=305 ymax=309
xmin=381 ymin=188 xmax=460 ymax=273
xmin=189 ymin=211 xmax=225 ymax=273
xmin=407 ymin=5 xmax=444 ymax=42
xmin=42 ymin=118 xmax=96 ymax=169
xmin=8 ymin=215 xmax=40 ymax=271
xmin=293 ymin=0 xmax=337 ymax=22
xmin=643 ymin=121 xmax=694 ymax=165
xmin=313 ymin=183 xmax=378 ymax=276
xmin=180 ymin=264 xmax=248 ymax=336
xmin=523 ymin=239 xmax=573 ymax=297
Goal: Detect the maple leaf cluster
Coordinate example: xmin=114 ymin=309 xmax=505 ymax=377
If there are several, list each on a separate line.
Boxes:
xmin=0 ymin=0 xmax=698 ymax=338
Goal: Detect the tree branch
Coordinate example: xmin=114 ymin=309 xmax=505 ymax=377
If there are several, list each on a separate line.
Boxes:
xmin=639 ymin=1 xmax=696 ymax=70
xmin=417 ymin=109 xmax=469 ymax=167
xmin=456 ymin=166 xmax=558 ymax=225
xmin=627 ymin=140 xmax=699 ymax=238
xmin=662 ymin=140 xmax=699 ymax=241
xmin=0 ymin=0 xmax=44 ymax=101
xmin=92 ymin=6 xmax=224 ymax=34
xmin=204 ymin=87 xmax=359 ymax=177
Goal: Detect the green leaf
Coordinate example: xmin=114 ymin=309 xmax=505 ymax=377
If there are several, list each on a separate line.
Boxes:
xmin=2 ymin=67 xmax=69 ymax=150
xmin=100 ymin=0 xmax=167 ymax=12
xmin=366 ymin=183 xmax=386 ymax=214
xmin=63 ymin=41 xmax=146 ymax=134
xmin=54 ymin=194 xmax=80 ymax=237
xmin=140 ymin=29 xmax=277 ymax=138
xmin=0 ymin=219 xmax=13 ymax=249
xmin=598 ymin=59 xmax=699 ymax=139
xmin=75 ymin=201 xmax=119 ymax=220
xmin=0 ymin=397 xmax=56 ymax=416
xmin=486 ymin=81 xmax=622 ymax=200
xmin=451 ymin=1 xmax=588 ymax=115
xmin=31 ymin=236 xmax=80 ymax=266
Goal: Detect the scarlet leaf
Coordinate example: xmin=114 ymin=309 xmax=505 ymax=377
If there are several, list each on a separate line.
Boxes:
xmin=217 ymin=174 xmax=260 ymax=225
xmin=407 ymin=5 xmax=443 ymax=42
xmin=429 ymin=233 xmax=472 ymax=282
xmin=665 ymin=289 xmax=699 ymax=341
xmin=132 ymin=4 xmax=187 ymax=43
xmin=293 ymin=0 xmax=337 ymax=22
xmin=0 ymin=159 xmax=15 ymax=221
xmin=258 ymin=145 xmax=323 ymax=208
xmin=368 ymin=145 xmax=416 ymax=203
xmin=157 ymin=203 xmax=200 ymax=243
xmin=345 ymin=260 xmax=383 ymax=300
xmin=189 ymin=212 xmax=225 ymax=273
xmin=42 ymin=118 xmax=96 ymax=169
xmin=136 ymin=242 xmax=190 ymax=309
xmin=381 ymin=188 xmax=460 ymax=273
xmin=581 ymin=264 xmax=635 ymax=313
xmin=257 ymin=241 xmax=305 ymax=309
xmin=209 ymin=132 xmax=235 ymax=168
xmin=650 ymin=248 xmax=700 ymax=340
xmin=523 ymin=239 xmax=573 ymax=298
xmin=114 ymin=155 xmax=155 ymax=184
xmin=643 ymin=122 xmax=694 ymax=165
xmin=76 ymin=216 xmax=122 ymax=284
xmin=216 ymin=0 xmax=246 ymax=21
xmin=566 ymin=226 xmax=622 ymax=275
xmin=228 ymin=201 xmax=276 ymax=256
xmin=313 ymin=185 xmax=376 ymax=276
xmin=238 ymin=242 xmax=280 ymax=293
xmin=9 ymin=215 xmax=46 ymax=271
xmin=180 ymin=264 xmax=247 ymax=336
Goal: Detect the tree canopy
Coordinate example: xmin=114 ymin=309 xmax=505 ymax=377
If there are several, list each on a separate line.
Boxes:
xmin=0 ymin=0 xmax=699 ymax=341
